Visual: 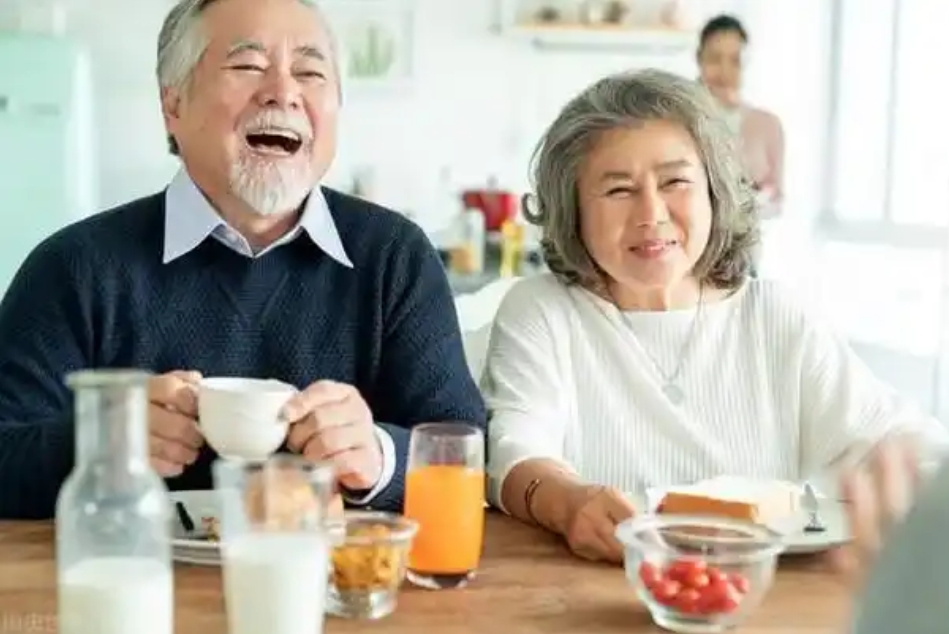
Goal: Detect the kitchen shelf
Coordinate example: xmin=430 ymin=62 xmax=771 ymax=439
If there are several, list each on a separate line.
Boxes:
xmin=503 ymin=22 xmax=694 ymax=53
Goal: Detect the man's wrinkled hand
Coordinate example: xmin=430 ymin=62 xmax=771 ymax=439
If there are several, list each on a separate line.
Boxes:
xmin=148 ymin=370 xmax=203 ymax=477
xmin=282 ymin=380 xmax=383 ymax=492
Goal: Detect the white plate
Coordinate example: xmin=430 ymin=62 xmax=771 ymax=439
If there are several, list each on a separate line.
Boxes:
xmin=170 ymin=490 xmax=222 ymax=566
xmin=638 ymin=484 xmax=851 ymax=556
xmin=781 ymin=497 xmax=850 ymax=555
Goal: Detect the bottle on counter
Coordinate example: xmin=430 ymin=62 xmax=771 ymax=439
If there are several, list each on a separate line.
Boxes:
xmin=499 ymin=219 xmax=525 ymax=278
xmin=462 ymin=206 xmax=486 ymax=274
xmin=449 ymin=202 xmax=487 ymax=277
xmin=56 ymin=369 xmax=174 ymax=634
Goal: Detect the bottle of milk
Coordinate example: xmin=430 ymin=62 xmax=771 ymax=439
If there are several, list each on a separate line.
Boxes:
xmin=55 ymin=370 xmax=174 ymax=634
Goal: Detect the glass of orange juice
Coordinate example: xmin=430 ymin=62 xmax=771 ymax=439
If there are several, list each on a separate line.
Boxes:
xmin=403 ymin=423 xmax=484 ymax=590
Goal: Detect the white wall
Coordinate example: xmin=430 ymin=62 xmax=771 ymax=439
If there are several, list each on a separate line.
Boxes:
xmin=52 ymin=0 xmax=830 ymax=253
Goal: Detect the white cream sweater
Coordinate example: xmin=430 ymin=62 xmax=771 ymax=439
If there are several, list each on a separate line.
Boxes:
xmin=482 ymin=274 xmax=949 ymax=506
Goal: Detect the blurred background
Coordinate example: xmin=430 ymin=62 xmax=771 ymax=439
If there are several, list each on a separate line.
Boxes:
xmin=1 ymin=0 xmax=948 ymax=419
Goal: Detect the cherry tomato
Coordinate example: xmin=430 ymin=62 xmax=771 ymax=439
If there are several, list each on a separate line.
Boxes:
xmin=674 ymin=588 xmax=703 ymax=614
xmin=705 ymin=567 xmax=728 ymax=586
xmin=638 ymin=561 xmax=663 ymax=589
xmin=666 ymin=558 xmax=706 ymax=583
xmin=684 ymin=570 xmax=710 ymax=589
xmin=651 ymin=579 xmax=682 ymax=604
xmin=697 ymin=578 xmax=729 ymax=614
xmin=729 ymin=572 xmax=750 ymax=594
xmin=716 ymin=583 xmax=744 ymax=613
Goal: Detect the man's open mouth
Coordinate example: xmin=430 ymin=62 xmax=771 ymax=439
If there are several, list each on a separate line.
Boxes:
xmin=244 ymin=128 xmax=303 ymax=156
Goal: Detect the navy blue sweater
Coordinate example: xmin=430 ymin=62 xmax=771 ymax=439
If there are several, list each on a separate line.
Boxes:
xmin=0 ymin=188 xmax=487 ymax=519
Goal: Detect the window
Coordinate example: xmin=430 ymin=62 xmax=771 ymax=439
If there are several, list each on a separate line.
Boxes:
xmin=824 ymin=0 xmax=949 ymax=236
xmin=819 ymin=0 xmax=949 ymax=402
xmin=888 ymin=0 xmax=949 ymax=227
xmin=826 ymin=0 xmax=895 ymax=225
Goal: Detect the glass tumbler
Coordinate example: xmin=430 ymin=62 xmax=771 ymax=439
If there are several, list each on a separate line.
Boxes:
xmin=403 ymin=423 xmax=485 ymax=590
xmin=213 ymin=455 xmax=336 ymax=634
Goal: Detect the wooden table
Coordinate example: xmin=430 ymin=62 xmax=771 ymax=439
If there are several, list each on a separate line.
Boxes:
xmin=0 ymin=514 xmax=851 ymax=633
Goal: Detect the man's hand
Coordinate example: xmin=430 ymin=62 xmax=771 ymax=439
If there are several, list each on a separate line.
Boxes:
xmin=148 ymin=370 xmax=203 ymax=477
xmin=282 ymin=380 xmax=383 ymax=492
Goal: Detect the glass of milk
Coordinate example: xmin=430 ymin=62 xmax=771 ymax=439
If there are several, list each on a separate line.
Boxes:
xmin=56 ymin=370 xmax=174 ymax=634
xmin=213 ymin=455 xmax=336 ymax=634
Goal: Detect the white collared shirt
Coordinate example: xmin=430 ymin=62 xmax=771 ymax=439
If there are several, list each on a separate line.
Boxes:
xmin=162 ymin=168 xmax=353 ymax=266
xmin=162 ymin=168 xmax=395 ymax=505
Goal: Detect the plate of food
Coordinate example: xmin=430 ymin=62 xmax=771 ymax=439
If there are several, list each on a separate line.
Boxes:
xmin=645 ymin=476 xmax=850 ymax=555
xmin=170 ymin=482 xmax=347 ymax=566
xmin=171 ymin=490 xmax=223 ymax=566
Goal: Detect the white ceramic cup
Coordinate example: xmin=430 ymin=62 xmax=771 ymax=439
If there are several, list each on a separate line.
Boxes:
xmin=199 ymin=377 xmax=298 ymax=460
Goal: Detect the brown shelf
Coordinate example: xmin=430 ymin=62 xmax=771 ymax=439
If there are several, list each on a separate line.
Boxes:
xmin=504 ymin=22 xmax=694 ymax=52
xmin=514 ymin=21 xmax=690 ymax=34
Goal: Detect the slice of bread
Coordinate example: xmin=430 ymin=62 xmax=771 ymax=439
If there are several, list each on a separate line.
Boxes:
xmin=244 ymin=469 xmax=345 ymax=529
xmin=656 ymin=476 xmax=802 ymax=530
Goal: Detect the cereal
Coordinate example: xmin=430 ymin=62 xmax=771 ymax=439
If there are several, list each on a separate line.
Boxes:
xmin=202 ymin=516 xmax=220 ymax=541
xmin=331 ymin=523 xmax=407 ymax=592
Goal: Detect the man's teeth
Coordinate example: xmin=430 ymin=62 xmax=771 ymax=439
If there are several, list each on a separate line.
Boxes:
xmin=250 ymin=128 xmax=301 ymax=141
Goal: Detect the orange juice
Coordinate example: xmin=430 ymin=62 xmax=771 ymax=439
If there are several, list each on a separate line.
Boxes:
xmin=403 ymin=464 xmax=485 ymax=574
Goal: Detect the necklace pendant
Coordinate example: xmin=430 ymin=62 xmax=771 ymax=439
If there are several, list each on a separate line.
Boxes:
xmin=663 ymin=383 xmax=685 ymax=405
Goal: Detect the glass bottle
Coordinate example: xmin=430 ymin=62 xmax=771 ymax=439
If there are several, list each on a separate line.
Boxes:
xmin=56 ymin=370 xmax=173 ymax=634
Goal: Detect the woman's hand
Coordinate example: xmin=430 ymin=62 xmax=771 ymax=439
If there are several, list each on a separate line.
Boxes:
xmin=561 ymin=484 xmax=636 ymax=563
xmin=832 ymin=438 xmax=921 ymax=586
xmin=499 ymin=460 xmax=636 ymax=563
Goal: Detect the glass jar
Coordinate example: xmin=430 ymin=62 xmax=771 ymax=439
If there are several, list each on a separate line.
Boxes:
xmin=56 ymin=369 xmax=173 ymax=634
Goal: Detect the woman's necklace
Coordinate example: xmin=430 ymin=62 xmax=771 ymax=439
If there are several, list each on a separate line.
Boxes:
xmin=621 ymin=286 xmax=705 ymax=406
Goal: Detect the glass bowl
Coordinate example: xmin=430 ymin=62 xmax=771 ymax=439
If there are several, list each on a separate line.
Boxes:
xmin=325 ymin=511 xmax=419 ymax=620
xmin=615 ymin=514 xmax=786 ymax=634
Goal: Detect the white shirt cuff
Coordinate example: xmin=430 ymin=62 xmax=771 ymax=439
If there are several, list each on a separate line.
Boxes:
xmin=341 ymin=425 xmax=396 ymax=506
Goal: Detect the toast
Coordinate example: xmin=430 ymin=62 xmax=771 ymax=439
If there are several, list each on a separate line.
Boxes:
xmin=244 ymin=468 xmax=344 ymax=530
xmin=656 ymin=476 xmax=802 ymax=530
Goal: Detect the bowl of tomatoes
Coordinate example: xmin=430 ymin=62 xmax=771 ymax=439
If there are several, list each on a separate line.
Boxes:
xmin=615 ymin=514 xmax=785 ymax=633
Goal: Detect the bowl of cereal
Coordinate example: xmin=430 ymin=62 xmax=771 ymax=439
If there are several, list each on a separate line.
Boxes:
xmin=327 ymin=511 xmax=419 ymax=619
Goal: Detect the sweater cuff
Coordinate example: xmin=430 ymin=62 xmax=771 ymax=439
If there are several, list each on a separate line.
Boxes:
xmin=341 ymin=425 xmax=396 ymax=506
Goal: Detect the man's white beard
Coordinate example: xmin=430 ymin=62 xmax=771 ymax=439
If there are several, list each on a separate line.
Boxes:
xmin=229 ymin=153 xmax=313 ymax=216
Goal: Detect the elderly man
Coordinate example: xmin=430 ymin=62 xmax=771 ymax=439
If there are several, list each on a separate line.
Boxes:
xmin=0 ymin=0 xmax=486 ymax=518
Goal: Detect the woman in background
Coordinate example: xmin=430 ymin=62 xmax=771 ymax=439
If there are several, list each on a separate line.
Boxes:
xmin=697 ymin=14 xmax=784 ymax=218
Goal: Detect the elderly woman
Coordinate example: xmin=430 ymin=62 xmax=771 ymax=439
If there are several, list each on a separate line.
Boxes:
xmin=482 ymin=69 xmax=948 ymax=564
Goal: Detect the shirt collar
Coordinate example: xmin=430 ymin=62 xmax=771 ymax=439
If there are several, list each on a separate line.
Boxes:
xmin=162 ymin=168 xmax=353 ymax=267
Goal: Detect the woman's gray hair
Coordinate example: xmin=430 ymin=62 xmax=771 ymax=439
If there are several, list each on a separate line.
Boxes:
xmin=156 ymin=0 xmax=340 ymax=155
xmin=523 ymin=68 xmax=759 ymax=291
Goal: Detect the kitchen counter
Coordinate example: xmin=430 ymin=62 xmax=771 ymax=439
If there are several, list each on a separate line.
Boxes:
xmin=441 ymin=246 xmax=545 ymax=296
